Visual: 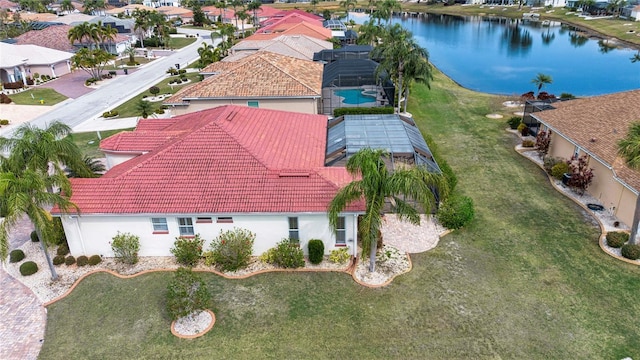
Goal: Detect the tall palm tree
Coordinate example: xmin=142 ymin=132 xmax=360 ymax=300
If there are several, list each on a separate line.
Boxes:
xmin=246 ymin=0 xmax=261 ymax=27
xmin=328 ymin=148 xmax=447 ymax=272
xmin=618 ymin=122 xmax=640 ymax=244
xmin=401 ymin=55 xmax=432 ymax=113
xmin=357 ymin=20 xmax=382 ymax=46
xmin=531 ymin=73 xmax=553 ymax=98
xmin=236 ymin=10 xmax=249 ymax=38
xmin=374 ymin=0 xmax=401 ymax=25
xmin=60 ymin=0 xmax=74 ymax=14
xmin=340 ymin=0 xmax=357 ymax=21
xmin=0 ymin=170 xmax=77 ymax=280
xmin=214 ymin=0 xmax=227 ymax=24
xmin=133 ymin=9 xmax=152 ymax=48
xmin=230 ymin=0 xmax=243 ymax=30
xmin=68 ymin=21 xmax=99 ymax=49
xmin=94 ymin=22 xmax=117 ymax=52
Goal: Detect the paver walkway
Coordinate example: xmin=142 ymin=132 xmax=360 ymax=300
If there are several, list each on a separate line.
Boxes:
xmin=0 ymin=217 xmax=46 ymax=360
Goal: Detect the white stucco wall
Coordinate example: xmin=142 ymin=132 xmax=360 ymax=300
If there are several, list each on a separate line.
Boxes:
xmin=60 ymin=213 xmax=358 ymax=259
xmin=104 ymin=151 xmax=142 ymax=170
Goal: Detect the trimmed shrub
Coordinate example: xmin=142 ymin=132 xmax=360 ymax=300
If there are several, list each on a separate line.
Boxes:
xmin=149 ymin=86 xmax=160 ymax=95
xmin=543 ymin=156 xmax=563 ymax=174
xmin=102 ymin=110 xmax=118 ymax=118
xmin=19 ymin=261 xmax=38 ymax=276
xmin=333 ymin=106 xmax=394 ymax=117
xmin=260 ymin=239 xmax=305 ymax=268
xmin=154 ymin=108 xmax=165 ymax=114
xmin=65 ymin=255 xmax=76 ymax=265
xmin=0 ymin=119 xmax=9 ymax=125
xmin=178 ymin=69 xmax=187 ymax=74
xmin=76 ymin=255 xmax=89 ymax=267
xmin=9 ymin=249 xmax=25 ymax=263
xmin=31 ymin=230 xmax=39 ymax=242
xmin=111 ymin=232 xmax=140 ymax=265
xmin=517 ymin=123 xmax=529 ymax=136
xmin=307 ymin=239 xmax=324 ymax=264
xmin=57 ymin=243 xmax=70 ymax=256
xmin=521 ymin=139 xmax=535 ymax=147
xmin=0 ymin=93 xmax=11 ymax=104
xmin=166 ymin=267 xmax=211 ymax=321
xmin=171 ymin=235 xmax=204 ymax=267
xmin=560 ymin=93 xmax=576 ymax=99
xmin=507 ymin=116 xmax=521 ymax=130
xmin=329 ymin=248 xmax=350 ymax=264
xmin=551 ymin=162 xmax=570 ymax=180
xmin=606 ymin=232 xmax=629 ymax=248
xmin=209 ymin=228 xmax=254 ymax=271
xmin=437 ymin=194 xmax=475 ymax=230
xmin=53 ymin=255 xmax=65 ymax=266
xmin=88 ymin=255 xmax=102 ymax=266
xmin=621 ymin=243 xmax=640 ymax=260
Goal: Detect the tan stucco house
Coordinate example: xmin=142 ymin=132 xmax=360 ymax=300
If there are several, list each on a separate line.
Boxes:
xmin=164 ymin=52 xmax=323 ymax=115
xmin=530 ymin=90 xmax=640 ymax=231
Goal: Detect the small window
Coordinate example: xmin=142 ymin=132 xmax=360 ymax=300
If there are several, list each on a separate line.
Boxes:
xmin=196 ymin=217 xmax=213 ymax=223
xmin=151 ymin=218 xmax=168 ymax=232
xmin=335 ymin=217 xmax=346 ymax=245
xmin=247 ymin=100 xmax=259 ymax=108
xmin=573 ymin=146 xmax=580 ymax=159
xmin=216 ymin=217 xmax=233 ymax=223
xmin=288 ymin=217 xmax=299 ymax=240
xmin=178 ymin=217 xmax=194 ymax=236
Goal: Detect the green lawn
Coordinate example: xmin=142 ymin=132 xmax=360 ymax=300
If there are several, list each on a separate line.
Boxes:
xmin=109 ymin=72 xmax=202 ymax=118
xmin=8 ymin=88 xmax=67 ymax=106
xmin=41 ymin=71 xmax=640 ymax=359
xmin=168 ymin=36 xmax=197 ymax=49
xmin=69 ymin=129 xmax=134 ymax=158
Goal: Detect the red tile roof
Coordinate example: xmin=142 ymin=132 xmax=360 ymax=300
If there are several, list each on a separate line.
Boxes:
xmin=245 ymin=21 xmax=331 ymax=41
xmin=60 ymin=106 xmax=361 ymax=215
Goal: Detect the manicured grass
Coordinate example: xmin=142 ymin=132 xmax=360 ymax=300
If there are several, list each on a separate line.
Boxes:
xmin=8 ymin=88 xmax=67 ymax=106
xmin=69 ymin=129 xmax=134 ymax=158
xmin=109 ymin=72 xmax=202 ymax=118
xmin=168 ymin=36 xmax=197 ymax=49
xmin=42 ymin=71 xmax=640 ymax=359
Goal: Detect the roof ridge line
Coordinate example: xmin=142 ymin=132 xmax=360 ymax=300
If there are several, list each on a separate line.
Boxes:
xmin=258 ymin=53 xmax=320 ymax=94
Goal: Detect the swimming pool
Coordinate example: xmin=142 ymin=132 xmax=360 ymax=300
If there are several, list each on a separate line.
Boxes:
xmin=334 ymin=89 xmax=376 ymax=105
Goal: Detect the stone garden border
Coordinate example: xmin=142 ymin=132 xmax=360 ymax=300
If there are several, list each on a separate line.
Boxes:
xmin=171 ymin=309 xmax=216 ymax=339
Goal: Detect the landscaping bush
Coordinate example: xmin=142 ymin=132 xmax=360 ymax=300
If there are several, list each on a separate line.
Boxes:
xmin=154 ymin=108 xmax=165 ymax=114
xmin=9 ymin=249 xmax=25 ymax=263
xmin=621 ymin=243 xmax=640 ymax=260
xmin=65 ymin=255 xmax=76 ymax=266
xmin=2 ymin=81 xmax=24 ymax=89
xmin=209 ymin=228 xmax=254 ymax=271
xmin=0 ymin=93 xmax=12 ymax=104
xmin=171 ymin=235 xmax=204 ymax=267
xmin=149 ymin=86 xmax=160 ymax=95
xmin=543 ymin=157 xmax=563 ymax=174
xmin=51 ymin=218 xmax=67 ymax=246
xmin=437 ymin=194 xmax=475 ymax=230
xmin=507 ymin=116 xmax=522 ymax=130
xmin=26 ymin=77 xmax=34 ymax=85
xmin=535 ymin=130 xmax=551 ymax=157
xmin=109 ymin=70 xmax=117 ymax=76
xmin=307 ymin=239 xmax=324 ymax=264
xmin=76 ymin=255 xmax=89 ymax=267
xmin=560 ymin=93 xmax=576 ymax=99
xmin=178 ymin=69 xmax=187 ymax=74
xmin=517 ymin=123 xmax=529 ymax=136
xmin=102 ymin=110 xmax=118 ymax=118
xmin=333 ymin=106 xmax=394 ymax=117
xmin=111 ymin=232 xmax=140 ymax=265
xmin=19 ymin=261 xmax=38 ymax=276
xmin=166 ymin=267 xmax=211 ymax=321
xmin=606 ymin=232 xmax=629 ymax=248
xmin=30 ymin=230 xmax=39 ymax=242
xmin=88 ymin=255 xmax=102 ymax=266
xmin=521 ymin=140 xmax=535 ymax=147
xmin=53 ymin=255 xmax=65 ymax=266
xmin=260 ymin=239 xmax=305 ymax=268
xmin=567 ymin=155 xmax=594 ymax=195
xmin=57 ymin=243 xmax=70 ymax=256
xmin=551 ymin=162 xmax=569 ymax=180
xmin=329 ymin=248 xmax=350 ymax=264
xmin=0 ymin=118 xmax=10 ymax=125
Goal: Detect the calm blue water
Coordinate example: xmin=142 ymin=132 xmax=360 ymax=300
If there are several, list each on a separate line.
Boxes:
xmin=350 ymin=12 xmax=640 ymax=96
xmin=335 ymin=89 xmax=377 ymax=104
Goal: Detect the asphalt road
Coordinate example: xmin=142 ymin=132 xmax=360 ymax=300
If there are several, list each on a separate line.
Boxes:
xmin=3 ymin=29 xmax=217 ymax=138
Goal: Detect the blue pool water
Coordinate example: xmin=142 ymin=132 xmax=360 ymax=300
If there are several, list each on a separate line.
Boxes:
xmin=335 ymin=89 xmax=377 ymax=104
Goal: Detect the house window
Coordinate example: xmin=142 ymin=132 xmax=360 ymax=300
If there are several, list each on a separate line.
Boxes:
xmin=151 ymin=218 xmax=168 ymax=233
xmin=178 ymin=217 xmax=194 ymax=236
xmin=247 ymin=100 xmax=259 ymax=108
xmin=216 ymin=217 xmax=233 ymax=223
xmin=335 ymin=217 xmax=346 ymax=245
xmin=574 ymin=146 xmax=580 ymax=159
xmin=196 ymin=217 xmax=213 ymax=223
xmin=288 ymin=217 xmax=299 ymax=240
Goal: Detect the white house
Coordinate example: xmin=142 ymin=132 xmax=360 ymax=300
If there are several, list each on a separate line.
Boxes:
xmin=53 ymin=106 xmax=363 ymax=258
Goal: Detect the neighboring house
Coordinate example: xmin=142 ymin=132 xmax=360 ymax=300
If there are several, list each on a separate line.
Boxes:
xmin=261 ymin=9 xmax=324 ymax=27
xmin=201 ymin=6 xmax=236 ymax=25
xmin=0 ymin=42 xmax=72 ymax=85
xmin=245 ymin=21 xmax=332 ymax=42
xmin=225 ymin=34 xmax=333 ymax=62
xmin=321 ymin=58 xmax=394 ymax=115
xmin=106 ymin=4 xmax=155 ymax=16
xmin=143 ymin=0 xmax=181 ymax=8
xmin=524 ymin=0 xmax=566 ymax=7
xmin=14 ymin=24 xmax=132 ymax=54
xmin=156 ymin=6 xmax=192 ymax=22
xmin=52 ymin=105 xmax=362 ymax=258
xmin=621 ymin=4 xmax=640 ymax=21
xmin=46 ymin=12 xmax=94 ymax=25
xmin=0 ymin=0 xmax=19 ymax=12
xmin=313 ymin=45 xmax=373 ymax=64
xmin=165 ymin=51 xmax=323 ymax=115
xmin=529 ymin=89 xmax=640 ymax=230
xmin=71 ymin=15 xmax=136 ymax=34
xmin=17 ymin=12 xmax=59 ymax=22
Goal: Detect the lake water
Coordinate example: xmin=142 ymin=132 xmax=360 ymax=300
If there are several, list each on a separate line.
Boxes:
xmin=350 ymin=12 xmax=640 ymax=96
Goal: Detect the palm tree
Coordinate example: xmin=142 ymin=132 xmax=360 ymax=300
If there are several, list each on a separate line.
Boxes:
xmin=401 ymin=55 xmax=432 ymax=113
xmin=214 ymin=0 xmax=227 ymax=24
xmin=357 ymin=20 xmax=382 ymax=46
xmin=340 ymin=0 xmax=357 ymax=21
xmin=618 ymin=122 xmax=640 ymax=244
xmin=135 ymin=99 xmax=155 ymax=119
xmin=66 ymin=156 xmax=106 ymax=178
xmin=328 ymin=148 xmax=447 ymax=272
xmin=374 ymin=0 xmax=401 ymax=25
xmin=94 ymin=22 xmax=117 ymax=52
xmin=68 ymin=21 xmax=99 ymax=49
xmin=246 ymin=0 xmax=261 ymax=27
xmin=60 ymin=0 xmax=74 ymax=14
xmin=133 ymin=9 xmax=152 ymax=48
xmin=123 ymin=45 xmax=137 ymax=64
xmin=310 ymin=0 xmax=320 ymax=14
xmin=236 ymin=10 xmax=249 ymax=38
xmin=531 ymin=73 xmax=553 ymax=98
xmin=230 ymin=0 xmax=243 ymax=30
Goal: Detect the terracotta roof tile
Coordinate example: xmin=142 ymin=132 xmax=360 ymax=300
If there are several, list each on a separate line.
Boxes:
xmin=167 ymin=52 xmax=322 ymax=103
xmin=533 ymin=89 xmax=640 ymax=191
xmin=58 ymin=106 xmax=360 ymax=214
xmin=245 ymin=21 xmax=331 ymax=41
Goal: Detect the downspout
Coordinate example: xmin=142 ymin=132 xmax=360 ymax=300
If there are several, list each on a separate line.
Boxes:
xmin=352 ymin=214 xmax=358 ymax=259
